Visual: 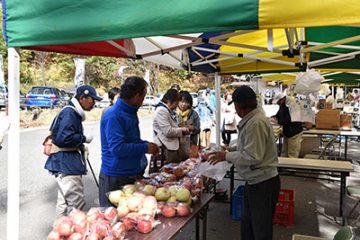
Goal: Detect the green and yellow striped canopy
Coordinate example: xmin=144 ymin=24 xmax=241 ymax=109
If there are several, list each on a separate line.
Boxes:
xmin=2 ymin=0 xmax=360 ymax=74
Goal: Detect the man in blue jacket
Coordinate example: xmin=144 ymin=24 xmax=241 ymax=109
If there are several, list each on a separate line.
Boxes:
xmin=99 ymin=76 xmax=159 ymax=207
xmin=44 ymin=85 xmax=102 ymax=218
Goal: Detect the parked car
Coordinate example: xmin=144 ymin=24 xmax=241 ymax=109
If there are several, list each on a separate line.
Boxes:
xmin=190 ymin=92 xmax=198 ymax=107
xmin=0 ymin=86 xmax=28 ymax=110
xmin=155 ymin=93 xmax=164 ymax=106
xmin=95 ymin=98 xmax=110 ymax=108
xmin=143 ymin=95 xmax=156 ymax=106
xmin=59 ymin=89 xmax=72 ymax=104
xmin=26 ymin=86 xmax=65 ymax=108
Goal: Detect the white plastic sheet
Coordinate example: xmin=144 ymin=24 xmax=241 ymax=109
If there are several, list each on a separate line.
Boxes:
xmin=287 ymin=96 xmax=315 ymax=124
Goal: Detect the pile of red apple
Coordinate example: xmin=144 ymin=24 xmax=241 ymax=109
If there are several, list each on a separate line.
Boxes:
xmin=47 ymin=207 xmax=125 ymax=240
xmin=48 ymin=158 xmax=205 ymax=239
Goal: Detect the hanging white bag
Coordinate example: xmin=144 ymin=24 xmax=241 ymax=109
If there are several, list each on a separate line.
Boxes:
xmin=294 ymin=69 xmax=324 ymax=95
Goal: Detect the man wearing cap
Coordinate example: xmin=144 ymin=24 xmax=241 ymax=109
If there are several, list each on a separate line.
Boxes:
xmin=99 ymin=76 xmax=160 ymax=207
xmin=207 ymin=86 xmax=280 ymax=240
xmin=44 ymin=85 xmax=102 ymax=218
xmin=272 ymin=93 xmax=303 ymax=158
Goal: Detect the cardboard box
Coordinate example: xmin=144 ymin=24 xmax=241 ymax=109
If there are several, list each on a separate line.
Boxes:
xmin=340 ymin=114 xmax=352 ymax=129
xmin=316 ymin=109 xmax=340 ymax=130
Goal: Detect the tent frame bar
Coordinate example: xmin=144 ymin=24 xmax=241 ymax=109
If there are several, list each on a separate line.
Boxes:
xmin=301 ymin=35 xmax=360 ymax=53
xmin=191 ymin=56 xmax=236 ymax=67
xmin=308 ymin=41 xmax=360 ymax=51
xmin=144 ymin=37 xmax=186 ymax=65
xmin=192 ymin=53 xmax=216 ymax=64
xmin=209 ymin=39 xmax=283 ymax=54
xmin=192 ymin=46 xmax=296 ymax=67
xmin=191 ymin=48 xmax=217 ymax=69
xmin=190 ymin=43 xmax=291 ymax=69
xmin=308 ymin=50 xmax=360 ymax=67
xmin=141 ymin=40 xmax=201 ymax=58
xmin=106 ymin=40 xmax=135 ymax=57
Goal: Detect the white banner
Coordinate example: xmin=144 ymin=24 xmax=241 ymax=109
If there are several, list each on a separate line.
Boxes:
xmin=74 ymin=58 xmax=85 ymax=88
xmin=0 ymin=55 xmax=5 ymax=86
xmin=118 ymin=66 xmax=128 ymax=79
xmin=144 ymin=69 xmax=152 ymax=94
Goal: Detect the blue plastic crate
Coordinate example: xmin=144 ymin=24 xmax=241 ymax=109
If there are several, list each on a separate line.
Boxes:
xmin=231 ymin=185 xmax=245 ymax=221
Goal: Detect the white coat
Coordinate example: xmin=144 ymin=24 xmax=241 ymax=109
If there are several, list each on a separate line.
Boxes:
xmin=153 ymin=103 xmax=183 ymax=151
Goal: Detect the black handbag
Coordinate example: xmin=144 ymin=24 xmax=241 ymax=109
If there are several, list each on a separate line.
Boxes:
xmin=149 ymin=145 xmax=166 ymax=173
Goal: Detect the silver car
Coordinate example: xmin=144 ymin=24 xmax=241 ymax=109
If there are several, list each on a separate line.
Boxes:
xmin=0 ymin=86 xmax=6 ymax=110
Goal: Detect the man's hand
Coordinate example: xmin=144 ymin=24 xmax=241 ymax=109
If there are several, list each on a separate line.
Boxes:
xmin=207 ymin=151 xmax=226 ymax=165
xmin=148 ymin=142 xmax=160 ymax=155
xmin=270 ymin=117 xmax=278 ymax=124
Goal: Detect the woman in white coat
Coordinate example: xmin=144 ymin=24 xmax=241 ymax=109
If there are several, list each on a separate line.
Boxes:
xmin=221 ymin=93 xmax=237 ymax=146
xmin=153 ymin=89 xmax=190 ymax=163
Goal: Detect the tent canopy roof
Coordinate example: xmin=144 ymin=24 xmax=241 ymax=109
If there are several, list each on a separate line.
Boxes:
xmin=3 ymin=0 xmax=360 ymax=48
xmin=2 ymin=0 xmax=360 ymax=74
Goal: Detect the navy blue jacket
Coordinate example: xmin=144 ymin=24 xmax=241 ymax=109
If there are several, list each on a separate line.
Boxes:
xmin=44 ymin=103 xmax=87 ymax=175
xmin=100 ymin=98 xmax=148 ymax=176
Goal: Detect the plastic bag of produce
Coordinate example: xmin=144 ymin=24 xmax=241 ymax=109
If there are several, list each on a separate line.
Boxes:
xmin=197 ymin=161 xmax=231 ymax=181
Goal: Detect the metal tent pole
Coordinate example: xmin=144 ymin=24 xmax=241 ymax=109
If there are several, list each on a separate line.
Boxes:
xmin=7 ymin=47 xmax=20 ymax=240
xmin=215 ymin=73 xmax=221 ymax=148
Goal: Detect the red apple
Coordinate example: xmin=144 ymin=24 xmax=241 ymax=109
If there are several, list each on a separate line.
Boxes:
xmin=68 ymin=232 xmax=83 ymax=240
xmin=177 ymin=203 xmax=191 ymax=217
xmin=111 ymin=222 xmax=126 ymax=239
xmin=104 ymin=207 xmax=118 ymax=222
xmin=161 ymin=205 xmax=176 ymax=218
xmin=137 ymin=219 xmax=153 ymax=234
xmin=47 ymin=231 xmax=61 ymax=240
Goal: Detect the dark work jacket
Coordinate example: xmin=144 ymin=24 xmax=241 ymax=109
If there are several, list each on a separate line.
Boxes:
xmin=44 ymin=102 xmax=87 ymax=175
xmin=274 ymin=104 xmax=303 ymax=138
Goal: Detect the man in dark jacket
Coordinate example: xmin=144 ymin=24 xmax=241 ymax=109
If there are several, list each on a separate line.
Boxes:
xmin=99 ymin=76 xmax=159 ymax=207
xmin=272 ymin=93 xmax=303 ymax=158
xmin=44 ymin=85 xmax=102 ymax=218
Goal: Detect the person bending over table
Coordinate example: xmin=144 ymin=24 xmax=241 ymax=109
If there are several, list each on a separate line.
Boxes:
xmin=207 ymin=86 xmax=280 ymax=240
xmin=271 ymin=93 xmax=303 ymax=158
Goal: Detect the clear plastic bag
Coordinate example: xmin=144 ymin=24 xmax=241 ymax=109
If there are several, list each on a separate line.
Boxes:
xmin=197 ymin=161 xmax=231 ymax=181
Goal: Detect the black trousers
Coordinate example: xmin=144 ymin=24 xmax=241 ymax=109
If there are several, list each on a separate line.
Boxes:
xmin=98 ymin=171 xmax=143 ymax=207
xmin=242 ymin=175 xmax=281 ymax=240
xmin=221 ymin=121 xmax=237 ymax=145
